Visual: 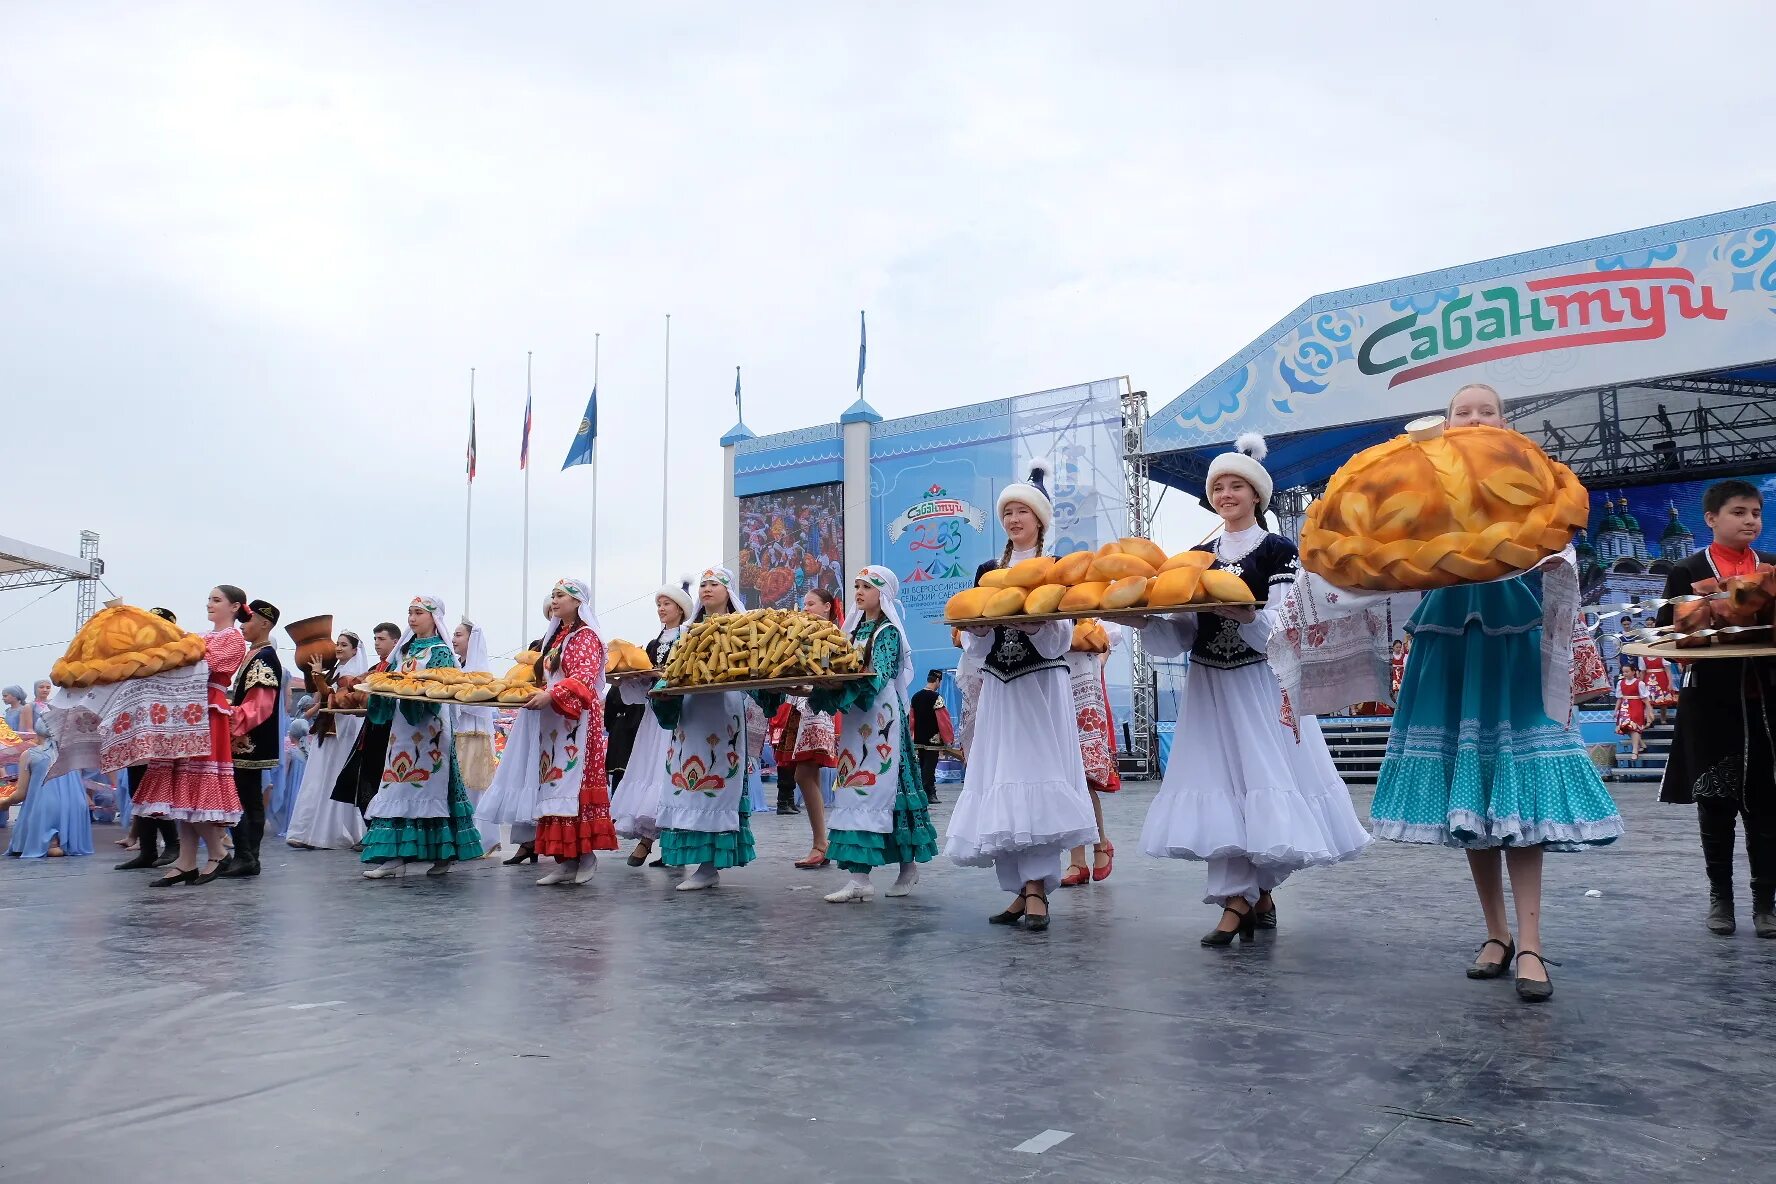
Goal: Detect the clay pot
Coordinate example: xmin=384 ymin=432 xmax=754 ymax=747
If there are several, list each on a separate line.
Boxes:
xmin=284 ymin=614 xmax=335 ymax=669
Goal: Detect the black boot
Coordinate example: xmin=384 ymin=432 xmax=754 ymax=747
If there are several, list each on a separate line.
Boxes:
xmin=1754 ymin=888 xmax=1776 ymax=939
xmin=115 ymin=819 xmax=161 ymax=870
xmin=1699 ymin=801 xmax=1738 ymax=935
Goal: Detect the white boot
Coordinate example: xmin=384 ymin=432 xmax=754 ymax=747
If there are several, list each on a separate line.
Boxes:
xmin=362 ymin=859 xmax=409 ymax=880
xmin=885 ymin=862 xmax=919 ymax=897
xmin=571 ymin=851 xmax=598 ymax=885
xmin=537 ymin=859 xmax=576 ymax=886
xmin=676 ymin=862 xmax=720 ymax=891
xmin=825 ymin=873 xmax=874 ymax=903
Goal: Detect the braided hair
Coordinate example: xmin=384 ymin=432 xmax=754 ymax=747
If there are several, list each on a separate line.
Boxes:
xmin=998 ymin=523 xmax=1047 ymax=570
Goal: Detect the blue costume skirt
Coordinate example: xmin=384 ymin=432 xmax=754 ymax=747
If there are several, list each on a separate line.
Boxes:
xmin=1370 ymin=579 xmax=1623 ymax=851
xmin=8 ymin=754 xmax=94 ymax=858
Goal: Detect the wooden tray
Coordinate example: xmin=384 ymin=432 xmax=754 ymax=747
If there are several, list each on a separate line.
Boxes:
xmin=319 ymin=707 xmax=366 ymax=716
xmin=652 ymin=671 xmax=874 ymax=698
xmin=941 ymin=600 xmax=1261 ymax=628
xmin=367 ymin=687 xmax=519 ymax=705
xmin=1621 ymin=641 xmax=1776 ymax=661
xmin=608 ymin=667 xmax=666 ymax=682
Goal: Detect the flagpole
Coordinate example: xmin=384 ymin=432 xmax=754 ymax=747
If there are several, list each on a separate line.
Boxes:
xmin=661 ymin=314 xmax=671 ymax=586
xmin=523 ymin=351 xmax=532 ymax=645
xmin=591 ymin=333 xmax=600 ymax=613
xmin=465 ymin=367 xmax=475 ymax=618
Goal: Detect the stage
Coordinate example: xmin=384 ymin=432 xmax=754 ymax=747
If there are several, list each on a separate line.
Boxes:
xmin=3 ymin=784 xmax=1770 ymax=1183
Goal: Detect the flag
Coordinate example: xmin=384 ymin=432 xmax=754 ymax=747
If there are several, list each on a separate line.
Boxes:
xmin=520 ymin=389 xmax=533 ymax=470
xmin=734 ymin=367 xmax=743 ymax=420
xmin=856 ymin=309 xmax=867 ymax=394
xmin=561 ymin=386 xmax=598 ymax=470
xmin=466 ymin=395 xmax=477 ymax=483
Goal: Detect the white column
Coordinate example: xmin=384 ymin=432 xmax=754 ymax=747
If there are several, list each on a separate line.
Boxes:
xmin=842 ymin=418 xmax=872 ymax=578
xmin=723 ymin=443 xmax=741 ymax=577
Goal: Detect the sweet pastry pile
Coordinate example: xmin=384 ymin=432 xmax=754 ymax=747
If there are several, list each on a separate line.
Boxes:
xmin=606 ymin=640 xmax=655 ymax=674
xmin=663 ymin=609 xmax=865 ymax=687
xmin=366 ymin=667 xmax=537 ymax=706
xmin=1678 ymin=568 xmax=1776 ymax=647
xmin=51 ymin=604 xmax=208 ymax=688
xmin=1301 ymin=423 xmax=1588 ymax=592
xmin=1069 ymin=619 xmax=1111 ymax=654
xmin=944 ymin=537 xmax=1255 ymax=623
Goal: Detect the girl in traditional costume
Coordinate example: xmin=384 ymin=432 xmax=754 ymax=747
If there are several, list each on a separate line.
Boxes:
xmin=808 ymin=566 xmax=938 ymax=902
xmin=285 ymin=632 xmax=370 ymax=850
xmin=359 ymin=594 xmax=485 ymax=878
xmin=1060 ymin=623 xmax=1122 ymax=887
xmin=134 ymin=586 xmax=251 ymax=887
xmin=649 ymin=568 xmax=757 ymax=891
xmin=944 ymin=461 xmax=1097 ymax=931
xmin=612 ymin=577 xmax=694 ymax=867
xmin=1136 ymin=436 xmax=1371 ymax=945
xmin=1367 ymin=384 xmax=1622 ymax=1001
xmin=2 ymin=706 xmax=94 ymax=858
xmin=776 ymin=587 xmax=841 ymax=868
xmin=1615 ymin=658 xmax=1648 ymax=762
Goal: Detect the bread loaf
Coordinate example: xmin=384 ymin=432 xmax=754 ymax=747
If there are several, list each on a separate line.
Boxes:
xmin=1103 ymin=576 xmax=1149 ymax=609
xmin=1023 ymin=584 xmax=1068 ymax=615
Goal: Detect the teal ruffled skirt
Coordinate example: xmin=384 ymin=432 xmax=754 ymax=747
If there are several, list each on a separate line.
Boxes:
xmin=1370 ymin=580 xmax=1623 ymax=852
xmin=660 ymin=795 xmax=755 ymax=869
xmin=361 ymin=759 xmax=486 ymax=864
xmin=829 ymin=790 xmax=939 ymax=872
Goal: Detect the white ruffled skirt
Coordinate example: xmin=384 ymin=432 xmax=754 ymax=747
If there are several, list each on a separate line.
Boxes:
xmin=1140 ymin=661 xmax=1371 ymax=870
xmin=475 ymin=711 xmax=539 ymax=825
xmin=944 ymin=665 xmax=1097 ymax=865
xmin=612 ymin=713 xmax=670 ymax=841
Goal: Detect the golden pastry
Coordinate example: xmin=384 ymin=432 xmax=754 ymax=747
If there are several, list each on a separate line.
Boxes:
xmin=50 ymin=604 xmax=208 ymax=688
xmin=1022 ymin=585 xmax=1068 ymax=615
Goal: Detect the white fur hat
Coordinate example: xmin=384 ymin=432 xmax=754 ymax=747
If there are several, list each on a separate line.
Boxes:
xmin=653 ymin=573 xmax=695 ymax=621
xmin=997 ymin=458 xmax=1055 ymax=529
xmin=1204 ymin=433 xmax=1273 ymax=510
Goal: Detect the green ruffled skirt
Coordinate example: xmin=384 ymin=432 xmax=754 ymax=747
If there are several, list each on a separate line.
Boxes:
xmin=660 ymin=795 xmax=755 ymax=869
xmin=361 ymin=760 xmax=486 ymax=864
xmin=829 ymin=788 xmax=939 ymax=872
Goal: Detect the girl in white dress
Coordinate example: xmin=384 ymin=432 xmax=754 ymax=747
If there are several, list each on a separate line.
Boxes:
xmin=1136 ymin=436 xmax=1371 ymax=944
xmin=944 ymin=460 xmax=1098 ymax=931
xmin=284 ymin=632 xmax=369 ymax=850
xmin=613 ymin=577 xmax=694 ymax=867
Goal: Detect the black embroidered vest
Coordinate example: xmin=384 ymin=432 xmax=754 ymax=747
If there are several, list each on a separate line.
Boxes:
xmin=1187 ymin=533 xmax=1296 ymax=672
xmin=230 ymin=645 xmax=285 ymax=771
xmin=975 ymin=558 xmax=1066 ymax=683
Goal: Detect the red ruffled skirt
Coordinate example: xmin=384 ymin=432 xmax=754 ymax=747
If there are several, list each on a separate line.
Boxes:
xmin=534 ymin=717 xmax=617 ymax=858
xmin=132 ymin=687 xmax=242 ymax=824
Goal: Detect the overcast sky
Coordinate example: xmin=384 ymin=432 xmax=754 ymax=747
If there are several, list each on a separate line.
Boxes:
xmin=5 ymin=2 xmax=1774 ymax=683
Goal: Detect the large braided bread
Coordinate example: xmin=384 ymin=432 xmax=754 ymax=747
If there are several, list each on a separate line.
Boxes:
xmin=50 ymin=604 xmax=209 ymax=688
xmin=1301 ymin=423 xmax=1589 ymax=592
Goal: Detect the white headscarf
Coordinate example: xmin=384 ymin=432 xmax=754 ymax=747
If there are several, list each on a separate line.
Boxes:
xmin=695 ymin=565 xmax=747 ymax=618
xmin=538 ymin=577 xmax=607 ymax=696
xmin=452 ymin=619 xmax=495 ymax=732
xmin=336 ymin=635 xmax=372 ymax=681
xmin=842 ymin=564 xmax=915 ymax=703
xmin=394 ymin=594 xmax=452 ymax=664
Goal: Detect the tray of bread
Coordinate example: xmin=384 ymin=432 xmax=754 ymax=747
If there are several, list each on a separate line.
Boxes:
xmin=652 ymin=670 xmax=875 ymax=698
xmin=50 ymin=602 xmax=210 ymax=688
xmin=606 ymin=639 xmax=664 ymax=682
xmin=1301 ymin=420 xmax=1589 ymax=592
xmin=941 ymin=538 xmax=1258 ymax=627
xmin=365 ymin=654 xmax=543 ymax=708
xmin=657 ymin=607 xmax=868 ymax=692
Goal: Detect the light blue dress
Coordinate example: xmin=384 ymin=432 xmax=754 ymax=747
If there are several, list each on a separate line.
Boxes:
xmin=1370 ymin=579 xmax=1623 ymax=851
xmin=7 ymin=734 xmax=95 ymax=858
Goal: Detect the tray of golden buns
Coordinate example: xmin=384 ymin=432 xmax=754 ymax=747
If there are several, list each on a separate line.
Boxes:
xmin=365 ymin=667 xmax=539 ymax=707
xmin=942 ymin=538 xmax=1258 ymax=628
xmin=657 ymin=608 xmax=868 ymax=694
xmin=1301 ymin=419 xmax=1589 ymax=592
xmin=51 ymin=602 xmax=209 ymax=688
xmin=606 ymin=640 xmax=664 ymax=681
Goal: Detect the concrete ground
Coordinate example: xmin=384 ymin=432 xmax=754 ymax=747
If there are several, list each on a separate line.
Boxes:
xmin=2 ymin=782 xmax=1770 ymax=1183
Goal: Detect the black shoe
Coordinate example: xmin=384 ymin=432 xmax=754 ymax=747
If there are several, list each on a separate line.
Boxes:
xmin=926 ymin=794 xmax=941 ymax=804
xmin=1023 ymin=889 xmax=1050 ymax=933
xmin=503 ymin=844 xmax=538 ymax=866
xmin=217 ymin=858 xmax=261 ymax=878
xmin=1254 ymin=902 xmax=1277 ymax=931
xmin=649 ymin=856 xmax=668 ymax=868
xmin=626 ymin=845 xmax=651 ymax=868
xmin=1754 ymin=890 xmax=1775 ymax=938
xmin=115 ymin=852 xmax=159 ymax=870
xmin=153 ymin=847 xmax=181 ymax=867
xmin=1708 ymin=890 xmax=1736 ymax=935
xmin=1515 ymin=950 xmax=1557 ymax=1002
xmin=193 ymin=860 xmax=228 ymax=885
xmin=990 ymin=890 xmax=1033 ymax=926
xmin=1467 ymin=937 xmax=1516 ymax=979
xmin=149 ymin=868 xmax=200 ymax=888
xmin=1202 ymin=901 xmax=1256 ymax=947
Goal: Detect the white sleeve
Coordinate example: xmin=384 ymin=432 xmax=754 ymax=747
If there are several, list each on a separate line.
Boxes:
xmin=960 ymin=629 xmax=993 ymax=660
xmin=1030 ymin=620 xmax=1073 ymax=660
xmin=1137 ymin=614 xmax=1197 ymax=658
xmin=618 ymin=677 xmax=653 ymax=706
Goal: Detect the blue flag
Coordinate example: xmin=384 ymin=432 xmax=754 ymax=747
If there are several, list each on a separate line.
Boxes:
xmin=856 ymin=310 xmax=867 ymax=393
xmin=734 ymin=367 xmax=743 ymax=420
xmin=561 ymin=386 xmax=598 ymax=470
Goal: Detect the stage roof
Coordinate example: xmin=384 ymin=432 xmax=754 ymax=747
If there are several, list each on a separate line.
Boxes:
xmin=0 ymin=535 xmax=100 ymax=593
xmin=1144 ymin=201 xmax=1776 ymax=494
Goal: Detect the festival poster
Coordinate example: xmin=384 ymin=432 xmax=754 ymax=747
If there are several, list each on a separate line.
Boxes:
xmin=872 ymin=441 xmax=1012 ymax=676
xmin=736 ymin=483 xmax=846 ymax=610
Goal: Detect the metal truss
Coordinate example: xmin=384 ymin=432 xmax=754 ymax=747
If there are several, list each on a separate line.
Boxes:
xmin=1121 ymin=386 xmax=1158 ymax=779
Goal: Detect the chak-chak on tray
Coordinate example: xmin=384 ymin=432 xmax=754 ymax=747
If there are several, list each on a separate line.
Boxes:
xmin=650 ymin=608 xmax=870 ymax=698
xmin=941 ymin=543 xmax=1261 ymax=629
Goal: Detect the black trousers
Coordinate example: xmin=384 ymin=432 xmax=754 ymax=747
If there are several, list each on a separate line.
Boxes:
xmin=1699 ymin=795 xmax=1776 ymax=903
xmin=918 ymin=747 xmax=940 ymax=801
xmin=127 ymin=765 xmax=179 ymax=855
xmin=233 ymin=767 xmax=267 ymax=868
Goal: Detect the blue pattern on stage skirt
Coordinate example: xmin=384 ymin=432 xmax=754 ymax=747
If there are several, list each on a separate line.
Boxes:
xmin=1370 ymin=578 xmax=1623 ymax=852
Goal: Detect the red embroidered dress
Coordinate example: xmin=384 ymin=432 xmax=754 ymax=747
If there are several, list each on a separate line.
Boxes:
xmin=1615 ymin=674 xmax=1648 ymax=735
xmin=532 ymin=626 xmax=617 ymax=858
xmin=132 ymin=628 xmax=248 ymax=823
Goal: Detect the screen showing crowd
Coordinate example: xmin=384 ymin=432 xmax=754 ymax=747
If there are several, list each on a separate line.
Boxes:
xmin=737 ymin=483 xmax=846 ymax=610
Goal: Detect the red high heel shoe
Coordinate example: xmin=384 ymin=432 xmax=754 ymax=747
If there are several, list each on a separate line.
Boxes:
xmin=1091 ymin=840 xmax=1115 ymax=882
xmin=1059 ymin=863 xmax=1090 ymax=888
